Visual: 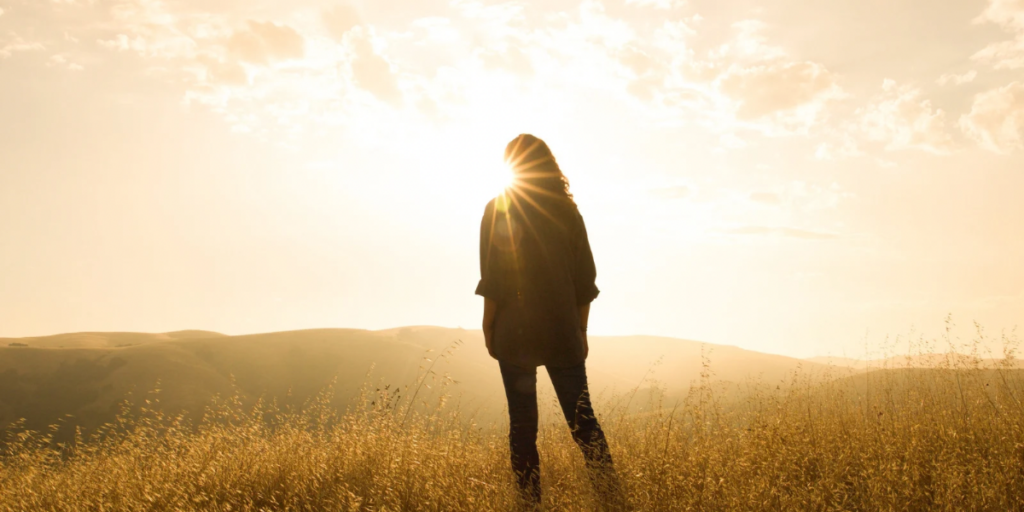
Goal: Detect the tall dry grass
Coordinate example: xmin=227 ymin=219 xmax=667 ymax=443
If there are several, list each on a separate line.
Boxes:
xmin=2 ymin=325 xmax=1024 ymax=511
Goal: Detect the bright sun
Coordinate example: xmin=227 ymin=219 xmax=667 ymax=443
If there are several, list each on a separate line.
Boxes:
xmin=479 ymin=158 xmax=516 ymax=199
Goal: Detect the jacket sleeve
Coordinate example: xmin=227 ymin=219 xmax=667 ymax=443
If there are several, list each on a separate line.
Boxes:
xmin=573 ymin=212 xmax=600 ymax=305
xmin=475 ymin=201 xmax=503 ymax=300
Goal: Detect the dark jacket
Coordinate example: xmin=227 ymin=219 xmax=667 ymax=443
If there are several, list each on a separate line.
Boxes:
xmin=475 ymin=192 xmax=599 ymax=368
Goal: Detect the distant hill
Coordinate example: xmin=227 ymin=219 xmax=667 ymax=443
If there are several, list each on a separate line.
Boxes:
xmin=0 ymin=327 xmax=836 ymax=440
xmin=0 ymin=330 xmax=226 ymax=349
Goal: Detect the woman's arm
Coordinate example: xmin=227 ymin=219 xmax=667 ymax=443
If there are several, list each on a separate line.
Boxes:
xmin=477 ymin=201 xmax=501 ymax=361
xmin=483 ymin=297 xmax=498 ymax=359
xmin=573 ymin=214 xmax=600 ymax=306
xmin=574 ymin=212 xmax=597 ymax=360
xmin=579 ymin=303 xmax=590 ymax=359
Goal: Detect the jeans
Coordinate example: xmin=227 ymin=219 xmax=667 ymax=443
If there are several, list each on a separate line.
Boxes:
xmin=499 ymin=360 xmax=622 ymax=507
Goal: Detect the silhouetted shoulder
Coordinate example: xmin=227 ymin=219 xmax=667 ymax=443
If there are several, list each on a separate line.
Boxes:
xmin=479 ymin=198 xmax=498 ymax=227
xmin=483 ymin=196 xmax=507 ymax=215
xmin=482 ymin=195 xmax=518 ymax=222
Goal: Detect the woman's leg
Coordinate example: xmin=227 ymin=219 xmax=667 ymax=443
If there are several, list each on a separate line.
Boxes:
xmin=547 ymin=362 xmax=625 ymax=509
xmin=499 ymin=361 xmax=541 ymax=504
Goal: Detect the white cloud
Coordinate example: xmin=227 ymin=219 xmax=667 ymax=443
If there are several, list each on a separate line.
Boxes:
xmin=110 ymin=0 xmax=174 ymax=26
xmin=228 ymin=21 xmax=305 ymax=65
xmin=348 ymin=29 xmax=402 ymax=105
xmin=860 ymin=80 xmax=955 ymax=154
xmin=323 ymin=5 xmax=362 ymax=40
xmin=626 ymin=0 xmax=687 ymax=9
xmin=629 ymin=18 xmax=845 ymax=135
xmin=98 ymin=34 xmax=147 ymax=52
xmin=682 ymin=21 xmax=844 ymax=135
xmin=718 ymin=61 xmax=841 ymax=122
xmin=975 ymin=0 xmax=1024 ymax=30
xmin=16 ymin=0 xmax=995 ymax=163
xmin=959 ymin=81 xmax=1024 ymax=153
xmin=47 ymin=53 xmax=84 ymax=70
xmin=727 ymin=20 xmax=786 ymax=61
xmin=618 ymin=46 xmax=657 ymax=76
xmin=95 ymin=0 xmax=198 ymax=60
xmin=937 ymin=70 xmax=977 ymax=86
xmin=973 ymin=36 xmax=1024 ymax=69
xmin=197 ymin=56 xmax=248 ymax=85
xmin=570 ymin=0 xmax=637 ymax=51
xmin=0 ymin=36 xmax=45 ymax=58
xmin=972 ymin=0 xmax=1024 ymax=69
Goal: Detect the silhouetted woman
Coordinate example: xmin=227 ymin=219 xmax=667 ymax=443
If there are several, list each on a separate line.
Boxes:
xmin=477 ymin=134 xmax=622 ymax=508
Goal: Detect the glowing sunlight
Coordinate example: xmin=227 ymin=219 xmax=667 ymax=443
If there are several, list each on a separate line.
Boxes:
xmin=3 ymin=0 xmax=1024 ymax=509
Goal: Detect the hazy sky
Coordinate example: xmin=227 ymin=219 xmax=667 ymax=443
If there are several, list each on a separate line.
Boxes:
xmin=1 ymin=0 xmax=1022 ymax=358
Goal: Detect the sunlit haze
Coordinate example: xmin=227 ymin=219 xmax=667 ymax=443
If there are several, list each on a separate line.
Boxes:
xmin=2 ymin=0 xmax=1023 ymax=358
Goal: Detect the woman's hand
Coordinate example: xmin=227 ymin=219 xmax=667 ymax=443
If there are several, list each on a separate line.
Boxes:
xmin=579 ymin=303 xmax=591 ymax=360
xmin=484 ymin=327 xmax=497 ymax=359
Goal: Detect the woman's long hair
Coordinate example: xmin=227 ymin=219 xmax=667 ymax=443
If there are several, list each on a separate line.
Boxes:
xmin=504 ymin=134 xmax=575 ymax=206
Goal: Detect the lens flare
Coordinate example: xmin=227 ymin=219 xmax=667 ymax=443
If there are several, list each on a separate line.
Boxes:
xmin=493 ymin=160 xmax=516 ymax=196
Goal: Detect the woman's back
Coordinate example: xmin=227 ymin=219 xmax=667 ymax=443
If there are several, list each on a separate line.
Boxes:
xmin=476 ymin=158 xmax=599 ymax=368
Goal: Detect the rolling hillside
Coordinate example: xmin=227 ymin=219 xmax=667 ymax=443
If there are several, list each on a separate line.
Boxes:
xmin=0 ymin=327 xmax=836 ymax=438
xmin=0 ymin=330 xmax=227 ymax=349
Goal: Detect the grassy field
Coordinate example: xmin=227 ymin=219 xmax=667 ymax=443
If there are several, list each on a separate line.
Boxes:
xmin=3 ymin=344 xmax=1024 ymax=511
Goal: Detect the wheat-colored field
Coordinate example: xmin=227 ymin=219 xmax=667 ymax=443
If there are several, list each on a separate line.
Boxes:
xmin=2 ymin=335 xmax=1023 ymax=512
